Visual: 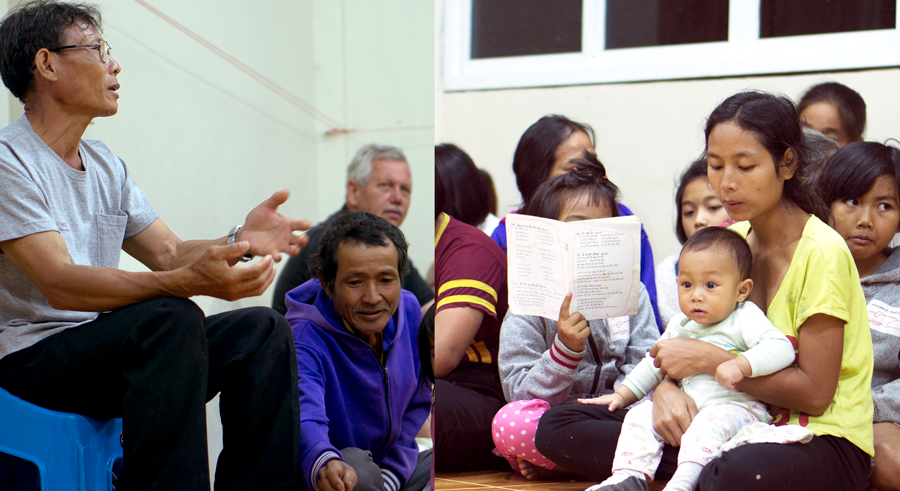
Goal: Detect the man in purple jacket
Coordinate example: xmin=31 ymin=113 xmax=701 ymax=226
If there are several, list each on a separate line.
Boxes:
xmin=285 ymin=212 xmax=431 ymax=491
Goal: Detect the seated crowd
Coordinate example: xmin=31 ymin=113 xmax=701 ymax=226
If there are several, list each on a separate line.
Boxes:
xmin=435 ymin=83 xmax=900 ymax=491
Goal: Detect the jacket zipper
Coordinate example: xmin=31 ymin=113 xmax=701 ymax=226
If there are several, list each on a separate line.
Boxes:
xmin=586 ymin=325 xmax=603 ymax=396
xmin=373 ymin=344 xmax=394 ymax=459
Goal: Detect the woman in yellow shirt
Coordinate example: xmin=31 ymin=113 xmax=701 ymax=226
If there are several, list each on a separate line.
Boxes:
xmin=649 ymin=91 xmax=873 ymax=491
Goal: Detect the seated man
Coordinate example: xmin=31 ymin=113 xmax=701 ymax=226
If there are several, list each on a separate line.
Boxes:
xmin=272 ymin=144 xmax=434 ymax=314
xmin=0 ymin=2 xmax=307 ymax=489
xmin=285 ymin=212 xmax=431 ymax=491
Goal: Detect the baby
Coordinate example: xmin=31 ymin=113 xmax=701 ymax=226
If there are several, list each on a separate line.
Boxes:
xmin=580 ymin=227 xmax=795 ymax=491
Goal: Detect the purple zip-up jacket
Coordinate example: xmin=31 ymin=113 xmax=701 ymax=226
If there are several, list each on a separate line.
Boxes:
xmin=286 ymin=279 xmax=430 ymax=491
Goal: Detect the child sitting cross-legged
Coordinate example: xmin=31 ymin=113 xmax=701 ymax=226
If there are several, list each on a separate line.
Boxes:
xmin=579 ymin=227 xmax=796 ymax=491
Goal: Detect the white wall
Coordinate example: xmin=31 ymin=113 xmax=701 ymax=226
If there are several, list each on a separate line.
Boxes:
xmin=437 ymin=69 xmax=900 ymax=263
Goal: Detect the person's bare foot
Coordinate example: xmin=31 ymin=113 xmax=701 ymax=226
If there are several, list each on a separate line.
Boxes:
xmin=515 ymin=457 xmax=574 ymax=481
xmin=516 ymin=457 xmax=542 ymax=480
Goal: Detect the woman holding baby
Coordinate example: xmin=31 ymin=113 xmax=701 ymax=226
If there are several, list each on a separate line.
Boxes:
xmin=537 ymin=91 xmax=874 ymax=491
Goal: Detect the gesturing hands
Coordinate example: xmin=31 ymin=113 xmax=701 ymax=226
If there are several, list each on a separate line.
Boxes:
xmin=557 ymin=293 xmax=589 ymax=352
xmin=239 ymin=190 xmax=311 ymax=261
xmin=318 ymin=459 xmax=357 ymax=491
xmin=180 ymin=242 xmax=277 ymax=301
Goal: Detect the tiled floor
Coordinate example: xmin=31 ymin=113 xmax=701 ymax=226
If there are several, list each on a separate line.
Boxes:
xmin=435 ymin=470 xmax=593 ymax=491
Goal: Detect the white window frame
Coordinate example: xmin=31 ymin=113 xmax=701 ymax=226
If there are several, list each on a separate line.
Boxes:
xmin=443 ymin=0 xmax=900 ymax=91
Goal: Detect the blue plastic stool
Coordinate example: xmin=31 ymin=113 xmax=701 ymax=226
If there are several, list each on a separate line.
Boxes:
xmin=0 ymin=387 xmax=123 ymax=491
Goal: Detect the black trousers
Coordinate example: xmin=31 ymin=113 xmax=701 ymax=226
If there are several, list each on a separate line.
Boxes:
xmin=339 ymin=447 xmax=432 ymax=491
xmin=433 ymin=372 xmax=508 ymax=472
xmin=535 ymin=403 xmax=678 ymax=481
xmin=697 ymin=434 xmax=870 ymax=491
xmin=537 ymin=403 xmax=871 ymax=490
xmin=0 ymin=297 xmax=300 ymax=491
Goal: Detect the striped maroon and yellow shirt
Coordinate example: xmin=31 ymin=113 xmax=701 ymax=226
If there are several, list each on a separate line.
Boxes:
xmin=435 ymin=213 xmax=508 ymax=370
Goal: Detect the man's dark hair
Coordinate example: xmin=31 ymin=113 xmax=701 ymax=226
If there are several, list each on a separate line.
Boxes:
xmin=0 ymin=1 xmax=102 ymax=101
xmin=680 ymin=227 xmax=752 ymax=280
xmin=312 ymin=212 xmax=409 ymax=292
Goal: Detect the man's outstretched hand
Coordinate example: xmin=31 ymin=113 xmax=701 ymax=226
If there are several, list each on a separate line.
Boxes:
xmin=239 ymin=190 xmax=311 ymax=261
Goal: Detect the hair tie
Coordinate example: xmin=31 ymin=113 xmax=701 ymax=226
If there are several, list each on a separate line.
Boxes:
xmin=573 ymin=167 xmax=578 ymax=173
xmin=602 ymin=174 xmax=608 ymax=180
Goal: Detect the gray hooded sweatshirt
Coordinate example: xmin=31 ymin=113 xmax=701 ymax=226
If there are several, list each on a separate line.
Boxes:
xmin=860 ymin=247 xmax=900 ymax=424
xmin=498 ymin=285 xmax=660 ymax=406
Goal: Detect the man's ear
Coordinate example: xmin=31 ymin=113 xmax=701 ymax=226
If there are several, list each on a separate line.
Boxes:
xmin=778 ymin=148 xmax=797 ymax=181
xmin=32 ymin=48 xmax=59 ymax=82
xmin=736 ymin=278 xmax=753 ymax=303
xmin=318 ymin=276 xmax=332 ymax=298
xmin=346 ymin=180 xmax=360 ymax=210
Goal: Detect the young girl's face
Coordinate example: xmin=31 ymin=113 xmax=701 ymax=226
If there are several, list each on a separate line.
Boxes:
xmin=831 ymin=175 xmax=900 ymax=262
xmin=707 ymin=122 xmax=793 ymax=223
xmin=681 ymin=177 xmax=729 ymax=240
xmin=558 ymin=192 xmax=613 ymax=222
xmin=799 ymin=101 xmax=850 ymax=147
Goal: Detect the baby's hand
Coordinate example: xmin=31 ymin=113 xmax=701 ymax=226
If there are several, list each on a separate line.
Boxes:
xmin=577 ymin=393 xmax=626 ymax=412
xmin=715 ymin=358 xmax=747 ymax=389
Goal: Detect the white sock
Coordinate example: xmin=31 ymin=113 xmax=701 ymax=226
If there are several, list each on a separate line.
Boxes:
xmin=663 ymin=462 xmax=703 ymax=491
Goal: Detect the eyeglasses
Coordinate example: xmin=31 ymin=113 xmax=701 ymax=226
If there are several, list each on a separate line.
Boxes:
xmin=47 ymin=40 xmax=112 ymax=63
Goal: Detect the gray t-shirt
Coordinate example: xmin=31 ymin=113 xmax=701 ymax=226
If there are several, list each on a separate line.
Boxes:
xmin=0 ymin=115 xmax=158 ymax=359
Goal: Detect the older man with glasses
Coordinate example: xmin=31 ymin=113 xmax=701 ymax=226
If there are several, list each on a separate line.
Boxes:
xmin=0 ymin=2 xmax=309 ymax=489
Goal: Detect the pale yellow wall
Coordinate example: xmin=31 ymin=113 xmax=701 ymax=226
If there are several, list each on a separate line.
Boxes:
xmin=437 ymin=69 xmax=900 ymax=263
xmin=312 ymin=0 xmax=435 ymax=294
xmin=0 ymin=0 xmax=432 ymax=485
xmin=88 ymin=0 xmax=319 ymax=316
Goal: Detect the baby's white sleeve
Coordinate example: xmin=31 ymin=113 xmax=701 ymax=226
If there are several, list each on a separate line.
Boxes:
xmin=738 ymin=303 xmax=796 ymax=377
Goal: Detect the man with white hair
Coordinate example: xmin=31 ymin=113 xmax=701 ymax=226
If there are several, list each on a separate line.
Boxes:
xmin=273 ymin=144 xmax=433 ymax=314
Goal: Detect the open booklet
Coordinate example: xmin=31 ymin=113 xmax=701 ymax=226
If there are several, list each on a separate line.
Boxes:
xmin=506 ymin=214 xmax=642 ymax=321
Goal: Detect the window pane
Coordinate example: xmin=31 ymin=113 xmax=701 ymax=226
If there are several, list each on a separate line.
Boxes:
xmin=605 ymin=0 xmax=728 ymax=50
xmin=761 ymin=0 xmax=896 ymax=38
xmin=471 ymin=0 xmax=582 ymax=59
